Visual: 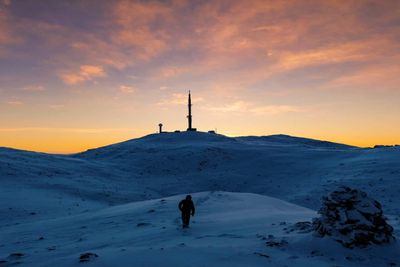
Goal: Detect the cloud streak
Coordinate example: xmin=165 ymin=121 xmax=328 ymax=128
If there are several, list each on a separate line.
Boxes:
xmin=59 ymin=65 xmax=106 ymax=85
xmin=6 ymin=100 xmax=23 ymax=105
xmin=0 ymin=127 xmax=134 ymax=133
xmin=205 ymin=101 xmax=303 ymax=115
xmin=22 ymin=85 xmax=45 ymax=92
xmin=157 ymin=93 xmax=204 ymax=106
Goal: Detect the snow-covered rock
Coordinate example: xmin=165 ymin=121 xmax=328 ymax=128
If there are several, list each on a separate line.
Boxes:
xmin=313 ymin=186 xmax=395 ymax=248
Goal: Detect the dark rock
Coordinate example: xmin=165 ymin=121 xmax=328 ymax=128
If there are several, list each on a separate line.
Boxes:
xmin=79 ymin=252 xmax=98 ymax=263
xmin=313 ymin=186 xmax=395 ymax=248
xmin=285 ymin=221 xmax=313 ymax=234
xmin=265 ymin=236 xmax=288 ymax=248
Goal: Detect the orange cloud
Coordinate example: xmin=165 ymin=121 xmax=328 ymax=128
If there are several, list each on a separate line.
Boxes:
xmin=275 ymin=37 xmax=398 ymax=71
xmin=26 ymin=0 xmax=396 ymax=92
xmin=171 ymin=1 xmax=399 ymax=85
xmin=65 ymin=1 xmax=173 ymax=71
xmin=329 ymin=63 xmax=400 ymax=91
xmin=59 ymin=65 xmax=106 ymax=85
xmin=80 ymin=65 xmax=105 ymax=77
xmin=112 ymin=1 xmax=171 ymax=61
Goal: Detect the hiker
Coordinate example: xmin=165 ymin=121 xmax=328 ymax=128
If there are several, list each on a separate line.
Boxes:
xmin=178 ymin=195 xmax=195 ymax=228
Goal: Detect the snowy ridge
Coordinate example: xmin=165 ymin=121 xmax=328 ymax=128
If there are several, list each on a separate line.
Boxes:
xmin=237 ymin=134 xmax=356 ymax=149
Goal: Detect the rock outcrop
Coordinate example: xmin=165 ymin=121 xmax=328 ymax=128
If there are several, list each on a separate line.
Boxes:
xmin=313 ymin=186 xmax=394 ymax=248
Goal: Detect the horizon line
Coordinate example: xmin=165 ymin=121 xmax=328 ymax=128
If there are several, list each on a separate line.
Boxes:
xmin=2 ymin=130 xmax=399 ymax=155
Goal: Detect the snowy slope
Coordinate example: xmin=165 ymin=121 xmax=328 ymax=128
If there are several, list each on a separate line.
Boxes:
xmin=1 ymin=131 xmax=400 ymax=219
xmin=0 ymin=147 xmax=124 ymax=226
xmin=237 ymin=134 xmax=355 ymax=149
xmin=75 ymin=131 xmax=400 ymax=215
xmin=1 ymin=191 xmax=398 ymax=267
xmin=1 ymin=132 xmax=400 ymax=266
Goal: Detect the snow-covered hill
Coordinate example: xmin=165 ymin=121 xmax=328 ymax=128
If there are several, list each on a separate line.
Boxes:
xmin=1 ymin=132 xmax=399 ymax=266
xmin=4 ymin=131 xmax=399 ymax=213
xmin=1 ymin=191 xmax=398 ymax=267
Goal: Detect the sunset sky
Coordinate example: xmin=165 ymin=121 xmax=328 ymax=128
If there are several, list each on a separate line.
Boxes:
xmin=1 ymin=0 xmax=399 ymax=153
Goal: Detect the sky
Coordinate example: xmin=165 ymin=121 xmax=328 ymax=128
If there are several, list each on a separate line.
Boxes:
xmin=0 ymin=0 xmax=399 ymax=153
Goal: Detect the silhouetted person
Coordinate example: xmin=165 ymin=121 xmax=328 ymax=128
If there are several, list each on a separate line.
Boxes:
xmin=179 ymin=195 xmax=195 ymax=228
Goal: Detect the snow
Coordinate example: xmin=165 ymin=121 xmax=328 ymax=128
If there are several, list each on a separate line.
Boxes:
xmin=1 ymin=131 xmax=400 ymax=266
xmin=2 ymin=191 xmax=398 ymax=266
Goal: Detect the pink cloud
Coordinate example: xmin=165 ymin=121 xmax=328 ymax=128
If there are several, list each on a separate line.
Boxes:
xmin=2 ymin=0 xmax=400 ymax=95
xmin=59 ymin=65 xmax=106 ymax=85
xmin=110 ymin=1 xmax=172 ymax=61
xmin=329 ymin=63 xmax=400 ymax=91
xmin=37 ymin=1 xmax=398 ymax=93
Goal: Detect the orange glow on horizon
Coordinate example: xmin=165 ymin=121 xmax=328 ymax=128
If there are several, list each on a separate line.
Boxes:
xmin=1 ymin=0 xmax=399 ymax=152
xmin=1 ymin=127 xmax=398 ymax=154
